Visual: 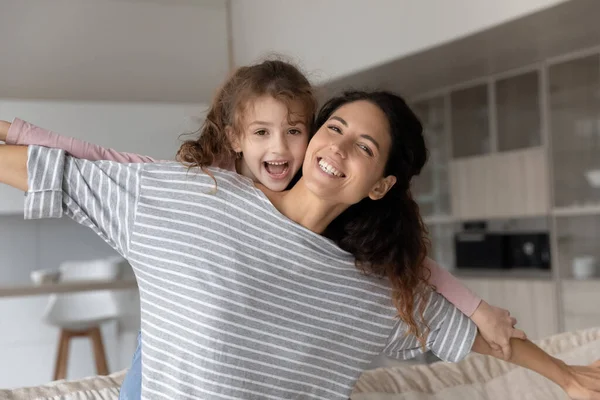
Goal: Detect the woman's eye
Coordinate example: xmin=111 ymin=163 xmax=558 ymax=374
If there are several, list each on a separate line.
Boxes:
xmin=254 ymin=129 xmax=267 ymax=136
xmin=358 ymin=144 xmax=373 ymax=156
xmin=327 ymin=125 xmax=341 ymax=134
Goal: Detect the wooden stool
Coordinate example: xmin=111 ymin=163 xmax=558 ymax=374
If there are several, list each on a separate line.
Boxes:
xmin=53 ymin=327 xmax=109 ymax=381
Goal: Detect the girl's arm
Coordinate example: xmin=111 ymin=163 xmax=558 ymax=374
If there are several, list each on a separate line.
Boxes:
xmin=0 ymin=119 xmax=158 ymax=163
xmin=472 ymin=334 xmax=600 ymax=400
xmin=425 ymin=257 xmax=526 ymax=360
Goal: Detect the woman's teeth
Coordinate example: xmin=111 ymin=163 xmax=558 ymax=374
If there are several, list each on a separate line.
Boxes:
xmin=318 ymin=159 xmax=344 ymax=177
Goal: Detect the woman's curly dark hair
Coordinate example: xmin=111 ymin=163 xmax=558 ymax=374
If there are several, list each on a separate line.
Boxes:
xmin=320 ymin=90 xmax=432 ymax=347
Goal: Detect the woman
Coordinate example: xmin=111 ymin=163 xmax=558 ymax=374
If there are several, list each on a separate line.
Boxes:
xmin=0 ymin=90 xmax=599 ymax=399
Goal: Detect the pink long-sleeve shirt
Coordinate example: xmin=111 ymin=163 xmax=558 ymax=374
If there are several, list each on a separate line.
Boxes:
xmin=6 ymin=118 xmax=482 ymax=316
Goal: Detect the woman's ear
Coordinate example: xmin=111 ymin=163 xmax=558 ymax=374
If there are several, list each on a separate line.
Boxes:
xmin=226 ymin=126 xmax=242 ymax=153
xmin=368 ymin=175 xmax=397 ymax=200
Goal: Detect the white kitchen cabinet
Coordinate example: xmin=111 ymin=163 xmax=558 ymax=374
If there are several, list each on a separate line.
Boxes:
xmin=449 ymin=147 xmax=549 ymax=220
xmin=460 ymin=278 xmax=559 ymax=339
xmin=0 ymin=99 xmax=205 ymax=214
xmin=561 ymin=280 xmax=600 ymax=332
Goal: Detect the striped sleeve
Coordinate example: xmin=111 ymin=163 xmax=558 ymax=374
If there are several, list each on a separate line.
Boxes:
xmin=25 ymin=145 xmax=142 ymax=257
xmin=383 ymin=291 xmax=477 ymax=363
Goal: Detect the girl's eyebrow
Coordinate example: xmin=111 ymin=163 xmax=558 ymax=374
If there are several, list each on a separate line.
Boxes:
xmin=287 ymin=120 xmax=307 ymax=127
xmin=248 ymin=120 xmax=274 ymax=126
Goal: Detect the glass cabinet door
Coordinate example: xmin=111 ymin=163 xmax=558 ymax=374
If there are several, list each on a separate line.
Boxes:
xmin=549 ymin=54 xmax=600 ymax=209
xmin=412 ymin=96 xmax=451 ymax=217
xmin=496 ymin=70 xmax=542 ymax=151
xmin=450 ymin=84 xmax=490 ymax=158
xmin=428 ymin=223 xmax=457 ymax=271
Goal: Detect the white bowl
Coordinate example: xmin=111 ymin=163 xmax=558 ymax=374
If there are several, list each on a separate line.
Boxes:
xmin=572 ymin=256 xmax=598 ymax=279
xmin=30 ymin=270 xmax=61 ymax=285
xmin=585 ymin=169 xmax=600 ymax=188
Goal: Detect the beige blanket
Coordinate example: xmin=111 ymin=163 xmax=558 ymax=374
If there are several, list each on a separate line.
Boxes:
xmin=2 ymin=327 xmax=599 ymax=400
xmin=352 ymin=327 xmax=600 ymax=400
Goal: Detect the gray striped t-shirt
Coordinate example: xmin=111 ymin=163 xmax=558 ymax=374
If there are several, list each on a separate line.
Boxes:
xmin=25 ymin=146 xmax=476 ymax=400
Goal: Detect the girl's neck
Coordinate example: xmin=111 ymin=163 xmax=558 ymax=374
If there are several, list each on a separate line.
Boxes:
xmin=260 ymin=178 xmax=349 ymax=234
xmin=235 ymin=157 xmax=251 ymax=177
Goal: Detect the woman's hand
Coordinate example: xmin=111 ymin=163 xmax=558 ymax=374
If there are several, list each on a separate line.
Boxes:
xmin=563 ymin=360 xmax=600 ymax=400
xmin=471 ymin=300 xmax=527 ymax=360
xmin=0 ymin=120 xmax=11 ymax=142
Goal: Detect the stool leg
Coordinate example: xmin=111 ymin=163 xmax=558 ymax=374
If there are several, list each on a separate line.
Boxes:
xmin=89 ymin=326 xmax=109 ymax=375
xmin=53 ymin=329 xmax=71 ymax=381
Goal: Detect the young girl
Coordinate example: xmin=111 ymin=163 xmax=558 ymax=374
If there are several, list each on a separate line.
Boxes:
xmin=1 ymin=60 xmax=521 ymax=396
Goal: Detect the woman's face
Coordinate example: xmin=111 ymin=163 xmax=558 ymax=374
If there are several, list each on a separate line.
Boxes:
xmin=302 ymin=100 xmax=397 ymax=205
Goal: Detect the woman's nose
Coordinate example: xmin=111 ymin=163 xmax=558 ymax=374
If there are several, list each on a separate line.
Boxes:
xmin=329 ymin=139 xmax=348 ymax=159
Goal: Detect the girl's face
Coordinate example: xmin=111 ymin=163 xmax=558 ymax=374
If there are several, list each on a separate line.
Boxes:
xmin=302 ymin=100 xmax=397 ymax=206
xmin=231 ymin=96 xmax=310 ymax=192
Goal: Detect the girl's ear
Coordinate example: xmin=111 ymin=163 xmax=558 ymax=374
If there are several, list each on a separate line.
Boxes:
xmin=226 ymin=126 xmax=242 ymax=152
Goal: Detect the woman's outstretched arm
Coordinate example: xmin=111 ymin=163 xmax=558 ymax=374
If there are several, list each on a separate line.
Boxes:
xmin=0 ymin=144 xmax=29 ymax=191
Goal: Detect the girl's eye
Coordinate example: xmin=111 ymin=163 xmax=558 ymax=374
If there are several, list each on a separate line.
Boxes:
xmin=254 ymin=129 xmax=267 ymax=136
xmin=288 ymin=128 xmax=302 ymax=135
xmin=327 ymin=125 xmax=341 ymax=134
xmin=358 ymin=144 xmax=373 ymax=156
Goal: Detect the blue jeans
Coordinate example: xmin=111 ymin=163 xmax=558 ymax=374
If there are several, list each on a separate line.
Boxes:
xmin=119 ymin=332 xmax=142 ymax=400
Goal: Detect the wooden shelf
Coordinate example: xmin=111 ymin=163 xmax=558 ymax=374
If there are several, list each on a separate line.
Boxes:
xmin=552 ymin=204 xmax=600 ymax=217
xmin=453 ymin=268 xmax=553 ymax=280
xmin=0 ymin=279 xmax=138 ymax=298
xmin=422 ymin=215 xmax=456 ymax=225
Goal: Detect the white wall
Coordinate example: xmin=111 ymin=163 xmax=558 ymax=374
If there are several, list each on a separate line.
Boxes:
xmin=0 ymin=99 xmax=206 ymax=214
xmin=230 ymin=0 xmax=568 ymax=82
xmin=0 ymin=0 xmax=229 ymax=103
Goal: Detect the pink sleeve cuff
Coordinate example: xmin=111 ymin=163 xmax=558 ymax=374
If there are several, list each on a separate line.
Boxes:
xmin=6 ymin=118 xmax=26 ymax=145
xmin=425 ymin=257 xmax=482 ymax=317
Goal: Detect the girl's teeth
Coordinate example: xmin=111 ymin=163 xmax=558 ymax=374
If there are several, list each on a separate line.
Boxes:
xmin=264 ymin=161 xmax=288 ymax=176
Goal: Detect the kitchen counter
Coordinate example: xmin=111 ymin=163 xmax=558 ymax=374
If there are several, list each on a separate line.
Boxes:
xmin=452 ymin=268 xmax=553 ymax=280
xmin=0 ymin=279 xmax=137 ymax=298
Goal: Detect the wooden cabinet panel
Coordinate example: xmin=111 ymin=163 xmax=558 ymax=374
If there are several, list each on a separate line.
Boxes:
xmin=563 ymin=280 xmax=600 ymax=332
xmin=460 ymin=278 xmax=558 ymax=339
xmin=561 ymin=280 xmax=600 ymax=317
xmin=564 ymin=315 xmax=600 ymax=332
xmin=449 ymin=148 xmax=549 ymax=219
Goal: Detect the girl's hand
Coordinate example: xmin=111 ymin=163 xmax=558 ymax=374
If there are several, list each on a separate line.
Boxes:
xmin=563 ymin=360 xmax=600 ymax=399
xmin=471 ymin=300 xmax=527 ymax=360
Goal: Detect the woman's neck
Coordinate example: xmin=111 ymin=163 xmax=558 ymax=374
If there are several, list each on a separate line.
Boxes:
xmin=261 ymin=178 xmax=349 ymax=234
